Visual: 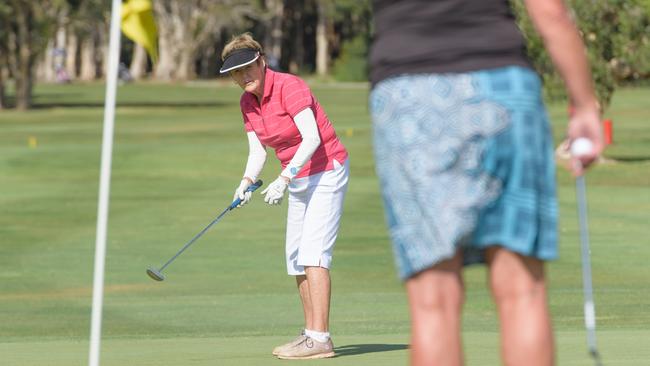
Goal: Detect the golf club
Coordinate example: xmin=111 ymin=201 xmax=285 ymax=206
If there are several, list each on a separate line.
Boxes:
xmin=576 ymin=172 xmax=603 ymax=366
xmin=146 ymin=179 xmax=263 ymax=281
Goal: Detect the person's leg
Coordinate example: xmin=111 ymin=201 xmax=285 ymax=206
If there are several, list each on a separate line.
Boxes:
xmin=285 ymin=184 xmax=310 ymax=325
xmin=304 ymin=266 xmax=331 ymax=332
xmin=296 ymin=160 xmax=348 ymax=335
xmin=271 ymin=274 xmax=308 ymax=356
xmin=295 ymin=275 xmax=313 ymax=329
xmin=406 ymin=250 xmax=464 ymax=366
xmin=277 ymin=264 xmax=334 ymax=359
xmin=486 ymin=247 xmax=554 ymax=366
xmin=270 ymin=185 xmax=312 ymax=355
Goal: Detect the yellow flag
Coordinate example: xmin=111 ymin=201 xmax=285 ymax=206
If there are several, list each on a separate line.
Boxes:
xmin=121 ymin=0 xmax=158 ymax=63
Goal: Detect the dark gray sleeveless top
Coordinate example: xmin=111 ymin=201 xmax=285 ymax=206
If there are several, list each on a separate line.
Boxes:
xmin=370 ymin=0 xmax=531 ymax=85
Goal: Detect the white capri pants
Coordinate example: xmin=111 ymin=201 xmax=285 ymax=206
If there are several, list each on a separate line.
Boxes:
xmin=285 ymin=159 xmax=349 ymax=275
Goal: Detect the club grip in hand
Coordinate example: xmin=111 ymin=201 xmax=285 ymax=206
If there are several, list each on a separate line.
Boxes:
xmin=229 ymin=179 xmax=263 ymax=210
xmin=246 ymin=179 xmax=263 ymax=193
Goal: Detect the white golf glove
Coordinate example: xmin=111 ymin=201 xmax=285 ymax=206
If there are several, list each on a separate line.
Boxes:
xmin=261 ymin=176 xmax=289 ymax=205
xmin=232 ymin=179 xmax=253 ymax=208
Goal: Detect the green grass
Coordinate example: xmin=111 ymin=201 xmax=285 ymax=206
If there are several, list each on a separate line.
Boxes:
xmin=0 ymin=81 xmax=649 ymax=365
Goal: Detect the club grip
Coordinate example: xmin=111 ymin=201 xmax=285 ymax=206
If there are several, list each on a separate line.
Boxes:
xmin=229 ymin=179 xmax=263 ymax=210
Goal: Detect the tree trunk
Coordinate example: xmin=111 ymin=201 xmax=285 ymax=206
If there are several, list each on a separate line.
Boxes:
xmin=130 ymin=43 xmax=148 ymax=80
xmin=79 ymin=35 xmax=97 ymax=81
xmin=153 ymin=0 xmax=177 ymax=81
xmin=36 ymin=40 xmax=55 ymax=82
xmin=264 ymin=0 xmax=283 ymax=68
xmin=98 ymin=23 xmax=109 ymax=79
xmin=153 ymin=0 xmax=179 ymax=81
xmin=0 ymin=67 xmax=5 ymax=109
xmin=316 ymin=0 xmax=329 ymax=76
xmin=13 ymin=5 xmax=34 ymax=110
xmin=2 ymin=2 xmax=65 ymax=109
xmin=289 ymin=3 xmax=304 ymax=74
xmin=171 ymin=6 xmax=193 ymax=81
xmin=198 ymin=44 xmax=216 ymax=78
xmin=177 ymin=47 xmax=194 ymax=80
xmin=16 ymin=40 xmax=35 ymax=110
xmin=15 ymin=66 xmax=33 ymax=110
xmin=153 ymin=0 xmax=239 ymax=81
xmin=54 ymin=22 xmax=66 ymax=80
xmin=66 ymin=31 xmax=78 ymax=80
xmin=155 ymin=30 xmax=176 ymax=80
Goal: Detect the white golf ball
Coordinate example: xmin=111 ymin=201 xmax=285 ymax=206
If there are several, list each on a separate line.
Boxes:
xmin=571 ymin=138 xmax=594 ymax=157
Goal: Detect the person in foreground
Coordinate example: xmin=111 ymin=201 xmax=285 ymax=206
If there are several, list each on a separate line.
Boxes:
xmin=220 ymin=33 xmax=349 ymax=360
xmin=368 ymin=0 xmax=603 ymax=365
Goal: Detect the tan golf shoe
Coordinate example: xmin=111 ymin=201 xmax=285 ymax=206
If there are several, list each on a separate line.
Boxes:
xmin=276 ymin=336 xmax=335 ymax=360
xmin=272 ymin=333 xmax=307 ymax=356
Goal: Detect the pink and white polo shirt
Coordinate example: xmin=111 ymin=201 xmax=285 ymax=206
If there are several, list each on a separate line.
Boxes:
xmin=240 ymin=68 xmax=348 ymax=179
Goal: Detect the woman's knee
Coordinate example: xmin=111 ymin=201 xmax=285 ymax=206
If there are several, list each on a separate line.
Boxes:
xmin=486 ymin=247 xmax=547 ymax=303
xmin=407 ymin=259 xmax=465 ymax=314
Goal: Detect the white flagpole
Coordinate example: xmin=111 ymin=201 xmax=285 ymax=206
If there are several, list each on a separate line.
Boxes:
xmin=89 ymin=0 xmax=122 ymax=365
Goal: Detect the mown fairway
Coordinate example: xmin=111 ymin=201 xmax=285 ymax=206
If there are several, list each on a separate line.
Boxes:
xmin=1 ymin=81 xmax=649 ymax=365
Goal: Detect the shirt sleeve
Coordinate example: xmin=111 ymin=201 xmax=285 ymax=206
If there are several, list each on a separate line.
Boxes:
xmin=243 ymin=131 xmax=267 ymax=182
xmin=280 ymin=76 xmax=314 ymax=118
xmin=280 ymin=108 xmax=321 ymax=180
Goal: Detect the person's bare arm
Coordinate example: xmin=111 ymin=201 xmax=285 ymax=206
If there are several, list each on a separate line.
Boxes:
xmin=525 ymin=0 xmax=603 ymax=174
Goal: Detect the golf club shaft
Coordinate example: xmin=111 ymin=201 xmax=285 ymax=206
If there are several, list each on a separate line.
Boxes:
xmin=576 ymin=175 xmax=599 ymax=357
xmin=156 ymin=180 xmax=263 ymax=272
xmin=158 ymin=207 xmax=230 ymax=271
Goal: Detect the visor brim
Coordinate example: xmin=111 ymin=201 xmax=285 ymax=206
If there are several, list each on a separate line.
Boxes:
xmin=220 ymin=49 xmax=260 ymax=74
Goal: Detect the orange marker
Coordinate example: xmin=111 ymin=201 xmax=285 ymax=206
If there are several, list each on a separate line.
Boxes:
xmin=603 ymin=119 xmax=613 ymax=145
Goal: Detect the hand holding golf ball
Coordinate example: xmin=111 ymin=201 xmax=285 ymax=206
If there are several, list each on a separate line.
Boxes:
xmin=571 ymin=138 xmax=594 ymax=157
xmin=570 ymin=137 xmax=597 ymax=176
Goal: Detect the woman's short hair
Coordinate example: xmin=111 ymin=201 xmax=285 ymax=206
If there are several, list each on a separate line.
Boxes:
xmin=221 ymin=33 xmax=264 ymax=61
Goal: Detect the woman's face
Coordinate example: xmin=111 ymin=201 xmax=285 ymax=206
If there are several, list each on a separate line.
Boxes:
xmin=230 ymin=59 xmax=265 ymax=96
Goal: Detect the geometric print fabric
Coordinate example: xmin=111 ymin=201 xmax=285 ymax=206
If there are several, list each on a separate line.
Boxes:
xmin=370 ymin=66 xmax=558 ymax=280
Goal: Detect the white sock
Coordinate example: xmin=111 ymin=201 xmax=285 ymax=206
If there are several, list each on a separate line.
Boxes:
xmin=305 ymin=329 xmax=330 ymax=343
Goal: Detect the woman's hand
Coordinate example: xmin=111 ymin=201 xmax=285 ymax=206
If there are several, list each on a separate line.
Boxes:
xmin=233 ymin=178 xmax=253 ymax=208
xmin=567 ymin=104 xmax=603 ymax=176
xmin=261 ymin=176 xmax=290 ymax=205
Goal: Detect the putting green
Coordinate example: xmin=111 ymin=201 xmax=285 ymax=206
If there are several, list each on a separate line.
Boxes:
xmin=1 ymin=83 xmax=648 ymax=365
xmin=2 ymin=331 xmax=649 ymax=365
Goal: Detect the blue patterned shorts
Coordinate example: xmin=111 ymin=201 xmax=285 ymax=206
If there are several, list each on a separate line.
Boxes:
xmin=370 ymin=66 xmax=558 ymax=280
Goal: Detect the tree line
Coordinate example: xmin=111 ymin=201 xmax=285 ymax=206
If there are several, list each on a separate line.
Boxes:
xmin=1 ymin=0 xmax=648 ymax=110
xmin=0 ymin=0 xmax=370 ymax=109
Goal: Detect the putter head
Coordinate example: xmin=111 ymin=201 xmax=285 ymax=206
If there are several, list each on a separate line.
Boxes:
xmin=146 ymin=267 xmax=165 ymax=281
xmin=590 ymin=349 xmax=604 ymax=366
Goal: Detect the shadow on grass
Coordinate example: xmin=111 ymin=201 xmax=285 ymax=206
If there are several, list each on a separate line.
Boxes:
xmin=334 ymin=343 xmax=408 ymax=357
xmin=30 ymin=101 xmax=231 ymax=109
xmin=27 ymin=89 xmax=235 ymax=109
xmin=608 ymin=155 xmax=650 ymax=163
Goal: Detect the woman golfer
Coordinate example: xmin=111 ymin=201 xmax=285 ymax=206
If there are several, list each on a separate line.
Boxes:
xmin=220 ymin=33 xmax=349 ymax=360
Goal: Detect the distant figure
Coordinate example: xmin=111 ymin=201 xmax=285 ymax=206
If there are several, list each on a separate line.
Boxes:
xmin=368 ymin=0 xmax=602 ymax=365
xmin=55 ymin=67 xmax=71 ymax=84
xmin=220 ymin=33 xmax=349 ymax=360
xmin=118 ymin=62 xmax=133 ymax=83
xmin=53 ymin=47 xmax=70 ymax=84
